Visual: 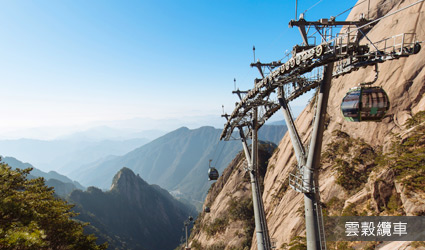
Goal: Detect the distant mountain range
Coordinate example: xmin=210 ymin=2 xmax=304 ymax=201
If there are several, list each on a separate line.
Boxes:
xmin=266 ymin=119 xmax=285 ymax=126
xmin=69 ymin=125 xmax=287 ymax=208
xmin=56 ymin=126 xmax=167 ymax=141
xmin=0 ymin=127 xmax=153 ymax=174
xmin=1 ymin=156 xmax=84 ymax=196
xmin=69 ymin=167 xmax=194 ymax=250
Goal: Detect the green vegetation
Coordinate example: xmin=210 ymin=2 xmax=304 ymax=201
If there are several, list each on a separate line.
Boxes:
xmin=190 ymin=239 xmax=203 ymax=250
xmin=228 ymin=197 xmax=254 ymax=249
xmin=340 ymin=201 xmax=369 ymax=216
xmin=341 ymin=202 xmax=360 ymax=216
xmin=273 ymin=146 xmax=280 ymax=158
xmin=199 ymin=197 xmax=254 ymax=247
xmin=322 ymin=130 xmax=377 ymax=193
xmin=322 ymin=196 xmax=345 ymax=216
xmin=228 ymin=197 xmax=253 ymax=222
xmin=228 ymin=246 xmax=250 ymax=250
xmin=296 ymin=203 xmax=305 ymax=218
xmin=271 ymin=178 xmax=290 ymax=206
xmin=190 ymin=237 xmax=247 ymax=250
xmin=404 ymin=110 xmax=425 ymax=128
xmin=241 ymin=222 xmax=255 ymax=249
xmin=281 ymin=236 xmax=307 ymax=250
xmin=411 ymin=241 xmax=425 ymax=248
xmin=326 ymin=241 xmax=354 ymax=250
xmin=335 ymin=158 xmax=369 ymax=192
xmin=0 ymin=164 xmax=106 ymax=250
xmin=363 ymin=241 xmax=379 ymax=250
xmin=322 ymin=130 xmax=352 ymax=161
xmin=326 ymin=240 xmax=377 ymax=249
xmin=377 ymin=111 xmax=425 ymax=192
xmin=322 ymin=111 xmax=425 ymax=216
xmin=323 ymin=112 xmax=425 ymax=194
xmin=203 ymin=216 xmax=229 ymax=237
xmin=386 ymin=192 xmax=402 ymax=213
xmin=205 ymin=242 xmax=227 ymax=250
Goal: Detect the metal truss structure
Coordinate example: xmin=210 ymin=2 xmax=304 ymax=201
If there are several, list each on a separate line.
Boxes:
xmin=220 ymin=22 xmax=420 ymax=141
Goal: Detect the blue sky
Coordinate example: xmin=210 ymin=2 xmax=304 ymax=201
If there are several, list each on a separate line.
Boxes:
xmin=0 ymin=0 xmax=358 ymax=139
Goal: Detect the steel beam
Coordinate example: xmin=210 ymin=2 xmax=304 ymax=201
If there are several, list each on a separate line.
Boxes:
xmin=251 ymin=108 xmax=266 ymax=250
xmin=288 ymin=19 xmax=369 ymax=28
xmin=239 ymin=128 xmax=252 ymax=167
xmin=304 ymin=62 xmax=333 ymax=250
xmin=238 ymin=114 xmax=271 ymax=250
xmin=277 ymin=86 xmax=306 ymax=166
xmin=239 ymin=127 xmax=265 ymax=250
xmin=252 ymin=108 xmax=272 ymax=250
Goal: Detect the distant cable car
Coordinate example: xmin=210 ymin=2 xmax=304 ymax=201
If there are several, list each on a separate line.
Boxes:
xmin=341 ymin=86 xmax=390 ymax=122
xmin=208 ymin=159 xmax=219 ymax=181
xmin=204 ymin=206 xmax=210 ymax=213
xmin=208 ymin=167 xmax=219 ymax=181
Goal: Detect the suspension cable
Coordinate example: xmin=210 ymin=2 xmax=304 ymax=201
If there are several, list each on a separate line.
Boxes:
xmin=210 ymin=139 xmax=222 ymax=167
xmin=334 ymin=0 xmax=368 ymax=18
xmin=302 ymin=0 xmax=324 ymax=15
xmin=356 ymin=0 xmax=425 ymax=31
xmin=320 ymin=0 xmax=425 ymax=47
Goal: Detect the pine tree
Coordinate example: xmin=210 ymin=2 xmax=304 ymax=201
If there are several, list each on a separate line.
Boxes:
xmin=0 ymin=162 xmax=107 ymax=250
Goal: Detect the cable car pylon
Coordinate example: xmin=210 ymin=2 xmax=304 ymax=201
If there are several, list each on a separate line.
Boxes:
xmin=220 ymin=2 xmax=423 ymax=249
xmin=235 ymin=108 xmax=272 ymax=250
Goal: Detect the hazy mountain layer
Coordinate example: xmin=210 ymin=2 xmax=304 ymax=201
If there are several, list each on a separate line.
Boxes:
xmin=1 ymin=156 xmax=83 ymax=196
xmin=0 ymin=136 xmax=149 ymax=174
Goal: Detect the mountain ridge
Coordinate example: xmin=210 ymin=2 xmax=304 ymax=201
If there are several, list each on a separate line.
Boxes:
xmin=69 ymin=167 xmax=194 ymax=250
xmin=1 ymin=156 xmax=84 ymax=196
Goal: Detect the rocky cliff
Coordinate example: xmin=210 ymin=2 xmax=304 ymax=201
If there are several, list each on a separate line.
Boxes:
xmin=264 ymin=0 xmax=425 ymax=249
xmin=190 ymin=0 xmax=425 ymax=249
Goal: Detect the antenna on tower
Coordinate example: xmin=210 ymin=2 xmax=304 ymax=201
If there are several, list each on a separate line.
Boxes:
xmin=221 ymin=105 xmax=229 ymax=121
xmin=234 ymin=78 xmax=237 ymax=91
xmin=253 ymin=46 xmax=256 ymax=63
xmin=295 ymin=0 xmax=298 ymax=20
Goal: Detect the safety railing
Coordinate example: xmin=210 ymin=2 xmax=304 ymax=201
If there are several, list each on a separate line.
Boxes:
xmin=370 ymin=33 xmax=418 ymax=55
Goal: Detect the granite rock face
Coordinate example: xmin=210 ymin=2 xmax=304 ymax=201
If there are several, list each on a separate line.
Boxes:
xmin=262 ymin=0 xmax=425 ymax=249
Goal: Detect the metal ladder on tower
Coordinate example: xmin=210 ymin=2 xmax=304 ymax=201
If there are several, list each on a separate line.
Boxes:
xmin=254 ymin=170 xmax=272 ymax=250
xmin=315 ymin=191 xmax=327 ymax=250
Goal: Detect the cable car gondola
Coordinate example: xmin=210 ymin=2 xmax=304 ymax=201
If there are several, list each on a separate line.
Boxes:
xmin=341 ymin=86 xmax=390 ymax=122
xmin=208 ymin=167 xmax=219 ymax=181
xmin=208 ymin=159 xmax=219 ymax=181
